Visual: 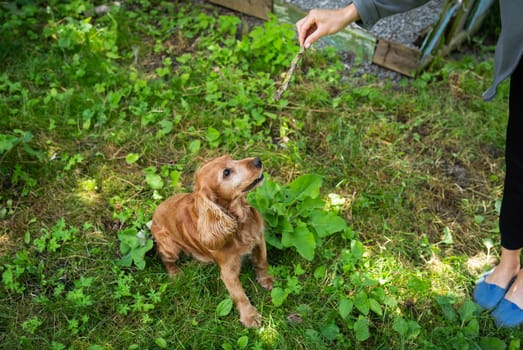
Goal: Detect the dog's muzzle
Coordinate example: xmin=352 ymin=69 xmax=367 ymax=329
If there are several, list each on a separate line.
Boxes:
xmin=243 ymin=173 xmax=264 ymax=192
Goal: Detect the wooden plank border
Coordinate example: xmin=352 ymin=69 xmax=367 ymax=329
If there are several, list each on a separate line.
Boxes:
xmin=372 ymin=39 xmax=421 ymax=77
xmin=209 ymin=0 xmax=273 ymax=20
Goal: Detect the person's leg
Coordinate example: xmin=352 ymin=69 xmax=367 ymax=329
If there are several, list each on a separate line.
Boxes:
xmin=474 ymin=247 xmax=520 ymax=310
xmin=484 ymin=248 xmax=521 ymax=287
xmin=496 ymin=56 xmax=523 ymax=307
xmin=475 ymin=56 xmax=523 ymax=311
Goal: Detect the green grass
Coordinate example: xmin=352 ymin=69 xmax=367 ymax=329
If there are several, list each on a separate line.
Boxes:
xmin=0 ymin=1 xmax=519 ymax=349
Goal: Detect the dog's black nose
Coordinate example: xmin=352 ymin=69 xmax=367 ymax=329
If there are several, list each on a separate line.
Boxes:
xmin=253 ymin=157 xmax=262 ymax=168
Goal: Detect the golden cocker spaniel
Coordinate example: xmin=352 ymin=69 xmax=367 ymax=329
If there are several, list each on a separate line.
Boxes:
xmin=151 ymin=155 xmax=273 ymax=328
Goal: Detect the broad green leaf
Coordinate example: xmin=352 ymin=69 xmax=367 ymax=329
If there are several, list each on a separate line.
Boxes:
xmin=248 ymin=188 xmax=270 ymax=213
xmin=249 ymin=179 xmax=281 ymax=212
xmin=216 ymin=298 xmax=233 ymax=317
xmin=304 ymin=329 xmax=322 ymax=343
xmin=16 ymin=130 xmax=34 ymax=143
xmin=474 ymin=215 xmax=485 ymax=224
xmin=22 ymin=143 xmax=45 ymax=161
xmin=285 ymin=174 xmax=323 ymax=204
xmin=351 ymin=240 xmax=365 ymax=260
xmin=117 ymin=228 xmax=153 ymax=269
xmin=382 ymin=295 xmax=398 ymax=308
xmin=463 ymin=318 xmax=479 ymax=337
xmin=342 ymin=226 xmax=356 ymax=240
xmin=154 ymin=337 xmax=168 ymax=348
xmin=281 ymin=221 xmax=315 ymax=261
xmin=145 ymin=173 xmax=163 ymax=190
xmin=118 ymin=228 xmax=139 ymax=250
xmin=479 ymin=337 xmax=507 ymax=350
xmin=393 ymin=317 xmax=420 ymax=339
xmin=392 ymin=316 xmax=408 ymax=337
xmin=296 ymin=197 xmax=325 ymax=216
xmin=310 ymin=210 xmax=348 ymax=237
xmin=264 ymin=231 xmax=283 ymax=249
xmin=509 ymin=339 xmax=521 ymax=350
xmin=320 ymin=323 xmax=339 ymax=341
xmin=237 ymin=336 xmax=248 ymax=349
xmin=294 ymin=264 xmax=305 ymax=276
xmin=117 ymin=253 xmax=133 ymax=267
xmin=263 ymin=212 xmax=279 ymax=228
xmin=368 ymin=298 xmax=382 ymax=316
xmin=271 ymin=202 xmax=289 ymax=216
xmin=2 ymin=268 xmax=14 ymax=288
xmin=24 ymin=231 xmax=31 ymax=244
xmin=206 ymin=127 xmax=220 ymax=141
xmin=206 ymin=127 xmax=221 ymax=148
xmin=281 ymin=229 xmax=293 ymax=248
xmin=313 ymin=265 xmax=326 ymax=279
xmin=88 ymin=346 xmax=104 ymax=350
xmin=353 ymin=291 xmax=369 ymax=315
xmin=338 ymin=297 xmax=353 ymax=319
xmin=279 ymin=217 xmax=293 ymax=233
xmin=271 ymin=287 xmax=289 ymax=307
xmin=130 ymin=240 xmax=153 ymax=269
xmin=407 ymin=320 xmax=421 ymax=338
xmin=458 ymin=300 xmax=478 ymax=323
xmin=170 ymin=170 xmax=181 ymax=187
xmin=125 ymin=153 xmax=140 ymax=164
xmin=188 ymin=140 xmax=200 ymax=154
xmin=353 ymin=317 xmax=370 ymax=341
xmin=51 ymin=341 xmax=66 ymax=350
xmin=435 ymin=295 xmax=457 ymax=322
xmin=157 ymin=120 xmax=173 ymax=136
xmin=0 ymin=134 xmax=19 ymax=153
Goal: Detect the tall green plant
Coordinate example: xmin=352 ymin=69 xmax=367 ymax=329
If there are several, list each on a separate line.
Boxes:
xmin=249 ymin=174 xmax=351 ymax=260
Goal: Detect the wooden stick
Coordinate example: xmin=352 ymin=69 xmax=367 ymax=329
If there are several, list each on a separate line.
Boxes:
xmin=273 ymin=46 xmax=305 ymax=101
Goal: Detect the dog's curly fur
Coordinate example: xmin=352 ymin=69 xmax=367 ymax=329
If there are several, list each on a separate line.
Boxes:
xmin=151 ymin=155 xmax=273 ymax=328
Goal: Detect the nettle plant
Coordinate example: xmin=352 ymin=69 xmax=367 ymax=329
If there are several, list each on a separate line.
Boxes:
xmin=248 ymin=174 xmax=352 ymax=261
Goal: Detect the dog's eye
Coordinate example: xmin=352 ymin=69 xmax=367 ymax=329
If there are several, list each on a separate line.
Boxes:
xmin=223 ymin=168 xmax=231 ymax=177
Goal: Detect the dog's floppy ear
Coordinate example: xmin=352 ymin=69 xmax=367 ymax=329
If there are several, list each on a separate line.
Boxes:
xmin=196 ymin=193 xmax=237 ymax=250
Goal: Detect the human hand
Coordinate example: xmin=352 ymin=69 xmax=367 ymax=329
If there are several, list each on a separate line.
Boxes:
xmin=296 ymin=4 xmax=360 ymax=48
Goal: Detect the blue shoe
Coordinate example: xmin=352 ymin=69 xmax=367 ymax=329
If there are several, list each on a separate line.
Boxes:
xmin=473 ymin=269 xmax=512 ymax=310
xmin=492 ymin=298 xmax=523 ymax=328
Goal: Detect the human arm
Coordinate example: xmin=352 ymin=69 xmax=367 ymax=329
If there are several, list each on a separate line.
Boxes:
xmin=296 ymin=0 xmax=431 ymax=48
xmin=296 ymin=4 xmax=359 ymax=48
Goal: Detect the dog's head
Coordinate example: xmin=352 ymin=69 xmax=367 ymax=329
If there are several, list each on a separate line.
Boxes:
xmin=195 ymin=155 xmax=264 ymax=199
xmin=193 ymin=155 xmax=264 ymax=249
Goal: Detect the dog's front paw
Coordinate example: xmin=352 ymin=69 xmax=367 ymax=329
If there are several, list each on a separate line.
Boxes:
xmin=257 ymin=275 xmax=274 ymax=291
xmin=240 ymin=306 xmax=262 ymax=328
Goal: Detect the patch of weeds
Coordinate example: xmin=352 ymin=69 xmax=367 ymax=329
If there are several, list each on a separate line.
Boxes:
xmin=428 ymin=296 xmax=520 ymax=349
xmin=249 ymin=174 xmax=351 ymax=260
xmin=0 ymin=128 xmax=44 ymax=198
xmin=1 ymin=218 xmax=79 ymax=294
xmin=33 ymin=218 xmax=78 ymax=253
xmin=0 ymin=129 xmax=43 ymax=161
xmin=112 ymin=269 xmax=168 ymax=319
xmin=116 ymin=227 xmax=154 ymax=270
